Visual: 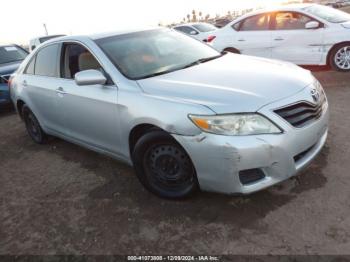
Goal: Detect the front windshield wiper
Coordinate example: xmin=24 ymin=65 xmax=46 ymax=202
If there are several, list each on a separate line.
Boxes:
xmin=182 ymin=53 xmax=226 ymax=69
xmin=137 ymin=53 xmax=226 ymax=80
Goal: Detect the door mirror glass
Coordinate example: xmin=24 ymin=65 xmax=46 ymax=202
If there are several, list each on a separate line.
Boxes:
xmin=305 ymin=21 xmax=320 ymax=29
xmin=74 ymin=69 xmax=107 ymax=86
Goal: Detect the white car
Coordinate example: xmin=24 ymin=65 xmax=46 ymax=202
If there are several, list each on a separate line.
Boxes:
xmin=209 ymin=4 xmax=350 ymax=71
xmin=173 ymin=23 xmax=218 ymax=42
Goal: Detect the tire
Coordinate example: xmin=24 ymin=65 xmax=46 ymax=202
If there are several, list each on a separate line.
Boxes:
xmin=329 ymin=43 xmax=350 ymax=72
xmin=22 ymin=105 xmax=48 ymax=144
xmin=132 ymin=130 xmax=198 ymax=199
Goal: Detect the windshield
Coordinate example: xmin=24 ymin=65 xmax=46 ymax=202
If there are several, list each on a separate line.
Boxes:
xmin=95 ymin=29 xmax=220 ymax=80
xmin=0 ymin=45 xmax=28 ymax=65
xmin=304 ymin=5 xmax=350 ymax=23
xmin=192 ymin=23 xmax=217 ymax=32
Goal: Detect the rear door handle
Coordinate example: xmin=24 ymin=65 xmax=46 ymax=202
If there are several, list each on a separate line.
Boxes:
xmin=274 ymin=37 xmax=284 ymax=41
xmin=238 ymin=39 xmax=246 ymax=42
xmin=56 ymin=87 xmax=67 ymax=95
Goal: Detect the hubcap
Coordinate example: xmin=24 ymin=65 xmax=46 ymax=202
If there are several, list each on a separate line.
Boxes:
xmin=335 ymin=46 xmax=350 ymax=70
xmin=144 ymin=144 xmax=195 ymax=192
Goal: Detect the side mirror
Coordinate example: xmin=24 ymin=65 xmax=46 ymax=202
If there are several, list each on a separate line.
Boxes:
xmin=305 ymin=21 xmax=320 ymax=29
xmin=74 ymin=69 xmax=107 ymax=86
xmin=190 ymin=30 xmax=199 ymax=35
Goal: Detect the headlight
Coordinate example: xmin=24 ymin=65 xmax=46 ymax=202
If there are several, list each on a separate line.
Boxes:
xmin=189 ymin=113 xmax=282 ymax=136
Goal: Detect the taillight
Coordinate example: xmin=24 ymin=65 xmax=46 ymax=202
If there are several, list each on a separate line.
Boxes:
xmin=206 ymin=35 xmax=216 ymax=43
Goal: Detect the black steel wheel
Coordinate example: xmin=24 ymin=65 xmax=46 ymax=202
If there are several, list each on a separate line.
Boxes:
xmin=22 ymin=105 xmax=48 ymax=144
xmin=132 ymin=130 xmax=198 ymax=199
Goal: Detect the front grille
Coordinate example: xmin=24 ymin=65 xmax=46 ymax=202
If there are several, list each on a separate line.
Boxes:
xmin=274 ymin=93 xmax=326 ymax=128
xmin=0 ymin=75 xmax=10 ymax=84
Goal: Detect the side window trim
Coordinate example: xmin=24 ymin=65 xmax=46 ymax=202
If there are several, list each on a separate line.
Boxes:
xmin=271 ymin=11 xmax=324 ymax=31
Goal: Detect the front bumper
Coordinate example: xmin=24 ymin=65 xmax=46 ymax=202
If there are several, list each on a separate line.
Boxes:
xmin=173 ymin=89 xmax=329 ymax=195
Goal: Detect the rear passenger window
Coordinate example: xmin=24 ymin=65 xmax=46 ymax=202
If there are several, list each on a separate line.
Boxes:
xmin=35 ymin=44 xmax=59 ymax=77
xmin=240 ymin=14 xmax=270 ymax=31
xmin=24 ymin=56 xmax=36 ymax=75
xmin=61 ymin=43 xmax=102 ymax=79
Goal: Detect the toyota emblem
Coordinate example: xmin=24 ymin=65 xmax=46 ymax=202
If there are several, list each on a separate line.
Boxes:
xmin=311 ymin=88 xmax=320 ymax=103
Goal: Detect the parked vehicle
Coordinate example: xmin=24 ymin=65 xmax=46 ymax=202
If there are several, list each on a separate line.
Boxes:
xmin=10 ymin=28 xmax=329 ymax=199
xmin=29 ymin=35 xmax=65 ymax=52
xmin=173 ymin=23 xmax=218 ymax=42
xmin=0 ymin=45 xmax=28 ymax=107
xmin=209 ymin=4 xmax=350 ymax=71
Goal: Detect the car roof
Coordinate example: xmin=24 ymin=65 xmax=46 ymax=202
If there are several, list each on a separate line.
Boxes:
xmin=226 ymin=3 xmax=315 ymax=26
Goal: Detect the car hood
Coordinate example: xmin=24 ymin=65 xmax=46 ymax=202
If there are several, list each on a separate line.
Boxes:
xmin=137 ymin=54 xmax=314 ymax=114
xmin=0 ymin=61 xmax=22 ymax=76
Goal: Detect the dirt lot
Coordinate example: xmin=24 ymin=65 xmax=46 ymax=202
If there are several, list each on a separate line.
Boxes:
xmin=0 ymin=69 xmax=350 ymax=255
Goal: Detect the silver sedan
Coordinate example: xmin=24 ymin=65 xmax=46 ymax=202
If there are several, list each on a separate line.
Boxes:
xmin=10 ymin=28 xmax=329 ymax=199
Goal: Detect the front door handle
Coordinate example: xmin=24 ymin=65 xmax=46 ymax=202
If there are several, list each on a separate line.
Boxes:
xmin=56 ymin=87 xmax=67 ymax=95
xmin=238 ymin=39 xmax=246 ymax=42
xmin=22 ymin=80 xmax=28 ymax=87
xmin=274 ymin=37 xmax=284 ymax=41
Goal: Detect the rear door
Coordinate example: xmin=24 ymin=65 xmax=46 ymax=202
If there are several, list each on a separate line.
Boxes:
xmin=270 ymin=11 xmax=325 ymax=64
xmin=232 ymin=13 xmax=273 ymax=58
xmin=56 ymin=42 xmax=120 ymax=154
xmin=22 ymin=43 xmax=65 ymax=133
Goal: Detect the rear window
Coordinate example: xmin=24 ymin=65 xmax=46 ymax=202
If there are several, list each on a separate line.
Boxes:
xmin=0 ymin=46 xmax=28 ymax=65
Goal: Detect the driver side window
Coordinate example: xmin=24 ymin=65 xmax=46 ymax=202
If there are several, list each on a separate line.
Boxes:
xmin=61 ymin=43 xmax=103 ymax=79
xmin=274 ymin=12 xmax=313 ymax=30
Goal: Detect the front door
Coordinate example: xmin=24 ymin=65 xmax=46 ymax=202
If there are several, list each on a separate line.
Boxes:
xmin=57 ymin=43 xmax=120 ymax=154
xmin=270 ymin=11 xmax=325 ymax=64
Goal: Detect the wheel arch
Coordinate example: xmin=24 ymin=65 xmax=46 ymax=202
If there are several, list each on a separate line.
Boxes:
xmin=16 ymin=99 xmax=26 ymax=119
xmin=326 ymin=41 xmax=350 ymax=65
xmin=128 ymin=124 xmax=164 ymax=157
xmin=223 ymin=47 xmax=241 ymax=54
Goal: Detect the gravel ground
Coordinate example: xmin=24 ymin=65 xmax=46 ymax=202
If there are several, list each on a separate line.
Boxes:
xmin=0 ymin=69 xmax=350 ymax=255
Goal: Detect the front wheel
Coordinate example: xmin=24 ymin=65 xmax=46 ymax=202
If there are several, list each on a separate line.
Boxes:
xmin=132 ymin=131 xmax=198 ymax=199
xmin=330 ymin=44 xmax=350 ymax=72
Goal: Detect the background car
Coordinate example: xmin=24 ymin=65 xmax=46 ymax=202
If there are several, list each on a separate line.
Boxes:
xmin=173 ymin=23 xmax=218 ymax=42
xmin=208 ymin=4 xmax=350 ymax=71
xmin=0 ymin=45 xmax=28 ymax=107
xmin=29 ymin=34 xmax=65 ymax=52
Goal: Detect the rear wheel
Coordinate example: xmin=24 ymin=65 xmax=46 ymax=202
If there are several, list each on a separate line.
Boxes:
xmin=22 ymin=105 xmax=48 ymax=144
xmin=132 ymin=131 xmax=198 ymax=199
xmin=330 ymin=43 xmax=350 ymax=72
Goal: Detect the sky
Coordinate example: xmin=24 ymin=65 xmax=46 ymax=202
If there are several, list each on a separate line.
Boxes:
xmin=1 ymin=0 xmax=288 ymax=45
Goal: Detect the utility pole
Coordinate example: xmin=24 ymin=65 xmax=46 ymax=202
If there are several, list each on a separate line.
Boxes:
xmin=43 ymin=23 xmax=48 ymax=36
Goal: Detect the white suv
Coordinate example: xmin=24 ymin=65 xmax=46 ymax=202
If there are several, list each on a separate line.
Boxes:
xmin=209 ymin=4 xmax=350 ymax=71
